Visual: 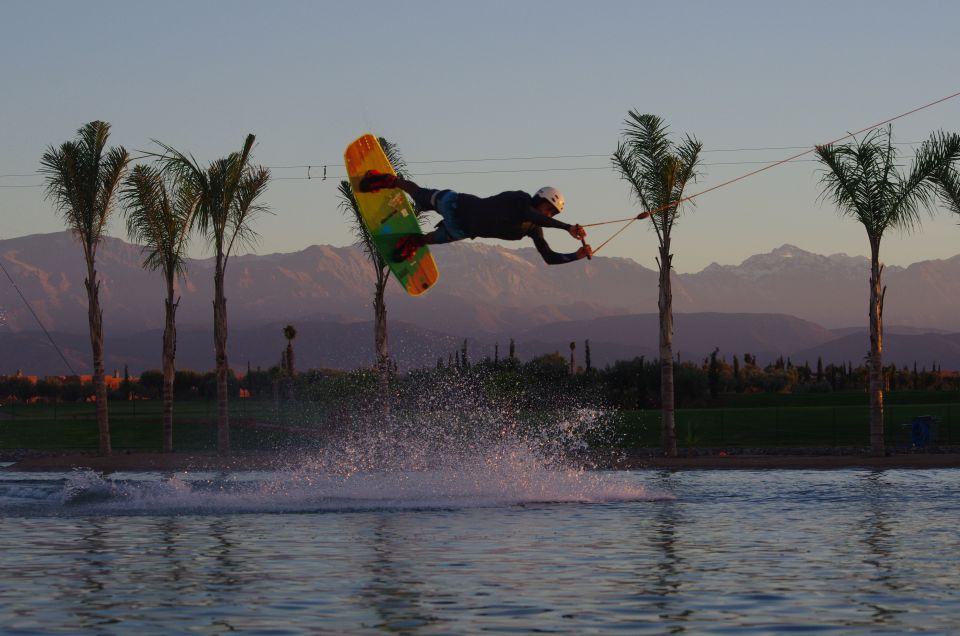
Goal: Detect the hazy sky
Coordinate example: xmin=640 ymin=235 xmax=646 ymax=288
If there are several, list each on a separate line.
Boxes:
xmin=2 ymin=0 xmax=959 ymax=273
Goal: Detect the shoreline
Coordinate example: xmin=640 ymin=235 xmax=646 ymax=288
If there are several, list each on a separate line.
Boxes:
xmin=602 ymin=450 xmax=960 ymax=470
xmin=4 ymin=448 xmax=960 ymax=472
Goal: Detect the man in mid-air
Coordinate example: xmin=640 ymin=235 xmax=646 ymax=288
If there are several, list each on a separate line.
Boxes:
xmin=359 ymin=171 xmax=593 ymax=264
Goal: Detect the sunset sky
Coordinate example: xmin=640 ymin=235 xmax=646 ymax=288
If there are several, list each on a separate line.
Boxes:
xmin=2 ymin=0 xmax=959 ymax=272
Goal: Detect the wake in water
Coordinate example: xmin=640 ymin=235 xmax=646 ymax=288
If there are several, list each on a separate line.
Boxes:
xmin=2 ymin=386 xmax=659 ymax=515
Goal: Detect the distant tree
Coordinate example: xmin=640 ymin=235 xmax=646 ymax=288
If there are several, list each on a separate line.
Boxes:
xmin=283 ymin=325 xmax=297 ymax=375
xmin=1 ymin=376 xmax=36 ymax=402
xmin=708 ymin=347 xmax=721 ymax=399
xmin=636 ymin=356 xmax=647 ymax=406
xmin=569 ymin=341 xmax=576 ymax=374
xmin=509 ymin=338 xmax=516 ymax=360
xmin=118 ymin=365 xmax=130 ymax=401
xmin=138 ymin=370 xmax=165 ymax=398
xmin=585 ymin=339 xmax=592 ymax=373
xmin=526 ymin=352 xmax=568 ymax=383
xmin=172 ymin=369 xmax=205 ymax=399
xmin=816 ymin=126 xmax=960 ymax=454
xmin=62 ymin=378 xmax=95 ymax=403
xmin=40 ymin=121 xmax=131 ymax=456
xmin=612 ymin=112 xmax=703 ymax=457
xmin=37 ymin=377 xmax=64 ymax=403
xmin=152 ymin=134 xmax=270 ymax=453
xmin=122 ymin=163 xmax=194 ymax=452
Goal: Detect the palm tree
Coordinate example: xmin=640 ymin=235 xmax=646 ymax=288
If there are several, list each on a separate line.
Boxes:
xmin=121 ymin=165 xmax=195 ymax=453
xmin=816 ymin=126 xmax=960 ymax=455
xmin=153 ymin=134 xmax=270 ymax=453
xmin=338 ymin=137 xmax=419 ymax=413
xmin=40 ymin=121 xmax=130 ymax=456
xmin=612 ymin=112 xmax=703 ymax=458
xmin=282 ymin=324 xmax=297 ymax=375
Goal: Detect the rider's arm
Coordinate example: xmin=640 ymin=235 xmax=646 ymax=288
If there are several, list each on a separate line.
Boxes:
xmin=519 ymin=207 xmax=572 ymax=231
xmin=530 ymin=228 xmax=581 ymax=265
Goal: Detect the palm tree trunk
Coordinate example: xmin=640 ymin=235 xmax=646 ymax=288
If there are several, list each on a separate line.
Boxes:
xmin=162 ymin=280 xmax=178 ymax=453
xmin=85 ymin=260 xmax=111 ymax=456
xmin=868 ymin=240 xmax=885 ymax=455
xmin=214 ymin=256 xmax=230 ymax=453
xmin=658 ymin=242 xmax=677 ymax=457
xmin=374 ymin=275 xmax=390 ymax=419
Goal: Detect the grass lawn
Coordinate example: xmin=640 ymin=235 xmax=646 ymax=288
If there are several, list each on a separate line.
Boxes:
xmin=0 ymin=400 xmax=308 ymax=452
xmin=2 ymin=392 xmax=958 ymax=452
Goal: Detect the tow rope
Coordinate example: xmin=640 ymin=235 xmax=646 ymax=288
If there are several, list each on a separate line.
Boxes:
xmin=585 ymin=89 xmax=960 ymax=255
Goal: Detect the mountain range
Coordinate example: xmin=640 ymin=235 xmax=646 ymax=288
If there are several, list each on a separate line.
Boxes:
xmin=2 ymin=231 xmax=959 ymax=375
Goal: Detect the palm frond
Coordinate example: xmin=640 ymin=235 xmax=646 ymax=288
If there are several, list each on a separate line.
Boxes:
xmin=611 ymin=141 xmax=651 ymax=212
xmin=96 ymin=146 xmax=132 ymax=239
xmin=379 ymin=137 xmax=409 ymax=179
xmin=817 ymin=127 xmax=957 ymax=240
xmin=612 ymin=111 xmax=703 ymax=239
xmin=225 ymin=164 xmax=271 ymax=258
xmin=901 ymin=130 xmax=960 ymax=222
xmin=337 ymin=180 xmax=381 ymax=263
xmin=39 ymin=121 xmax=130 ymax=251
xmin=148 ymin=139 xmax=210 ymax=232
xmin=935 ymin=165 xmax=960 ymax=215
xmin=121 ymin=164 xmax=194 ymax=280
xmin=150 ymin=134 xmax=266 ymax=263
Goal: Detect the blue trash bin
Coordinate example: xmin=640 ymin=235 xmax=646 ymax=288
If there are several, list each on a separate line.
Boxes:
xmin=910 ymin=415 xmax=933 ymax=448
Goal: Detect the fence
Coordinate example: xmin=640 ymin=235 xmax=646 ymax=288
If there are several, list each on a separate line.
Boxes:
xmin=613 ymin=404 xmax=958 ymax=448
xmin=2 ymin=399 xmax=958 ymax=450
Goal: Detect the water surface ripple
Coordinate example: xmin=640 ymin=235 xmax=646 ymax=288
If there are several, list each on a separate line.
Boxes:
xmin=1 ymin=468 xmax=958 ymax=634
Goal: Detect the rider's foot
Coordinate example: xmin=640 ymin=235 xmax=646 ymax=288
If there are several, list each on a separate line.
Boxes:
xmin=393 ymin=235 xmax=425 ymax=261
xmin=358 ymin=169 xmax=398 ymax=193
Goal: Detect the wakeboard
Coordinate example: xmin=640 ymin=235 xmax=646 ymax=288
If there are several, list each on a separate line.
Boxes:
xmin=343 ymin=134 xmax=439 ymax=296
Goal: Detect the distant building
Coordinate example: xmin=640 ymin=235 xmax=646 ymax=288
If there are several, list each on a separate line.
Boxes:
xmin=0 ymin=369 xmax=38 ymax=385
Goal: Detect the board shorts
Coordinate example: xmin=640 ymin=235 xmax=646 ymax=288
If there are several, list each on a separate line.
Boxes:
xmin=414 ymin=189 xmax=466 ymax=243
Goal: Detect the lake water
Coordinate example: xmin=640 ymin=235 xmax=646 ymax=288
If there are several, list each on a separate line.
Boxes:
xmin=1 ymin=461 xmax=958 ymax=634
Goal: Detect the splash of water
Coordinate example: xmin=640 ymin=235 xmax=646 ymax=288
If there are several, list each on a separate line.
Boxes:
xmin=6 ymin=382 xmax=659 ymax=515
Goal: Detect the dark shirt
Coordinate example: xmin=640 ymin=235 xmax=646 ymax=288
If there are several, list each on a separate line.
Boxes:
xmin=455 ymin=191 xmax=579 ymax=264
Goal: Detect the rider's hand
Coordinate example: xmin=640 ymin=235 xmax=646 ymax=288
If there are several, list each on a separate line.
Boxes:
xmin=577 ymin=244 xmax=593 ymax=260
xmin=568 ymin=224 xmax=586 ymax=240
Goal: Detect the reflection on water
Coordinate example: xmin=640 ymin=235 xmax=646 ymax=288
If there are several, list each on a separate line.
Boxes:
xmin=356 ymin=517 xmax=435 ymax=632
xmin=1 ymin=469 xmax=959 ymax=634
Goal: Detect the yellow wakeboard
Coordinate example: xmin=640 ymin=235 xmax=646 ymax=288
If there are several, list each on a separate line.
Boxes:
xmin=343 ymin=134 xmax=438 ymax=296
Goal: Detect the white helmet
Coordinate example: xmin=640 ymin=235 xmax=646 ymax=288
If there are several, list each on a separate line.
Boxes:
xmin=534 ymin=186 xmax=564 ymax=213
